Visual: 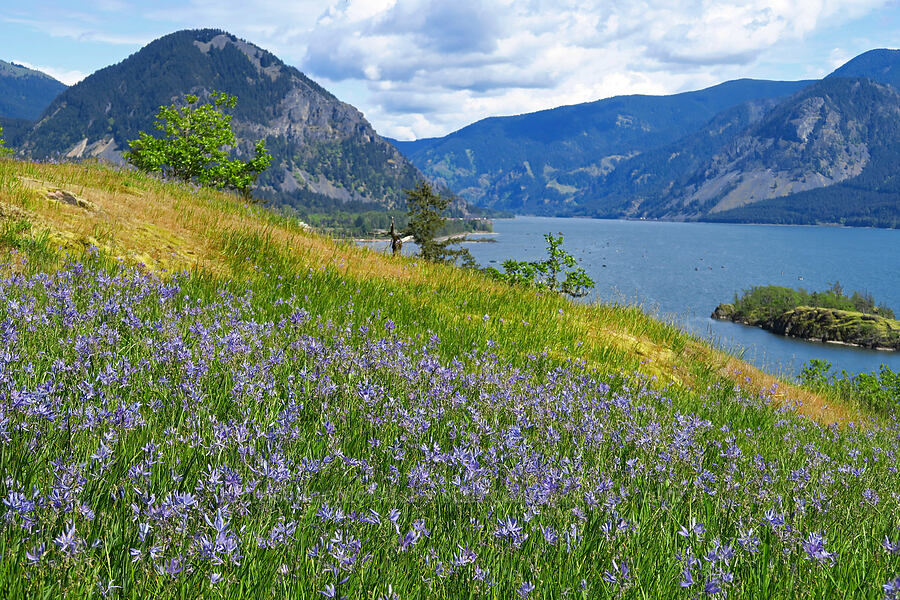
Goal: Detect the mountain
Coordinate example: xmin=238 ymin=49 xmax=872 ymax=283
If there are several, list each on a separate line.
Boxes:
xmin=699 ymin=80 xmax=900 ymax=228
xmin=0 ymin=60 xmax=66 ymax=121
xmin=622 ymin=77 xmax=900 ymax=223
xmin=393 ymin=79 xmax=810 ymax=214
xmin=573 ymin=96 xmax=785 ymax=218
xmin=826 ymin=48 xmax=900 ymax=89
xmin=20 ymin=29 xmax=421 ymax=212
xmin=396 ymin=49 xmax=900 ymax=227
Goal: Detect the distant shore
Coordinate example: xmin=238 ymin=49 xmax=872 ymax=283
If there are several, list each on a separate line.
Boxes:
xmin=354 ymin=231 xmax=498 ymax=244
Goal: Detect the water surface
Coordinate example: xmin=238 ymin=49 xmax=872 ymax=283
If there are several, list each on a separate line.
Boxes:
xmin=463 ymin=217 xmax=900 ymax=377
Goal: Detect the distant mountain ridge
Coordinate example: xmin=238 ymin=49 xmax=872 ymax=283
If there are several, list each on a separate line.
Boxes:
xmin=0 ymin=60 xmax=66 ymax=121
xmin=19 ymin=29 xmax=422 ymax=213
xmin=395 ymin=49 xmax=900 ymax=227
xmin=392 ymin=79 xmax=810 ymax=214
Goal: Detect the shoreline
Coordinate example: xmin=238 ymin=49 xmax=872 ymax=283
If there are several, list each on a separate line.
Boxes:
xmin=353 ymin=231 xmax=498 ymax=244
xmin=711 ymin=309 xmax=900 ymax=353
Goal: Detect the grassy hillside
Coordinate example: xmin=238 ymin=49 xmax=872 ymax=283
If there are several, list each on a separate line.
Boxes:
xmin=0 ymin=158 xmax=898 ymax=599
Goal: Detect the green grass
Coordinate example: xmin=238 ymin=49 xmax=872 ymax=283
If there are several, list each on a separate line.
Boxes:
xmin=0 ymin=158 xmax=896 ymax=599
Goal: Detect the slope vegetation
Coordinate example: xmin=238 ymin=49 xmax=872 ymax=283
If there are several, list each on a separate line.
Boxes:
xmin=1 ymin=158 xmax=897 ymax=600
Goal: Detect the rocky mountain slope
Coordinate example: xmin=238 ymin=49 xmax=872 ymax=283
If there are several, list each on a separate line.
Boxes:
xmin=0 ymin=60 xmax=66 ymax=121
xmin=20 ymin=29 xmax=422 ymax=212
xmin=696 ymin=76 xmax=900 ymax=228
xmin=651 ymin=77 xmax=900 ymax=219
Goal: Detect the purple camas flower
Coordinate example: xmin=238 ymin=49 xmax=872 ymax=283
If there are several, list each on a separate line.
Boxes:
xmin=539 ymin=524 xmax=558 ymax=545
xmin=517 ymin=581 xmax=535 ymax=598
xmin=602 ymin=559 xmax=632 ymax=586
xmin=763 ymin=509 xmax=785 ymax=529
xmin=738 ymin=528 xmax=760 ymax=554
xmin=801 ymin=532 xmax=836 ymax=567
xmin=53 ymin=521 xmax=82 ymax=556
xmin=862 ymin=488 xmax=880 ymax=505
xmin=494 ymin=515 xmax=520 ymax=539
xmin=159 ymin=557 xmax=183 ymax=577
xmin=885 ymin=576 xmax=900 ymax=600
xmin=704 ymin=578 xmax=722 ymax=595
xmin=679 ymin=567 xmax=694 ymax=588
xmin=678 ymin=517 xmax=705 ymax=539
xmin=26 ymin=543 xmax=47 ymax=565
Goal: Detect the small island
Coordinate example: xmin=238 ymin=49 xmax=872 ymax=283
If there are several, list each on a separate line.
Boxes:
xmin=712 ymin=284 xmax=900 ymax=351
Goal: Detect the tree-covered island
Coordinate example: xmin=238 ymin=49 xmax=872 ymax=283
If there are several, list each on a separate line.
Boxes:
xmin=713 ymin=283 xmax=900 ymax=350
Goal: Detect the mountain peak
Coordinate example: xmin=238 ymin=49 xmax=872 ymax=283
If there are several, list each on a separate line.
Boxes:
xmin=0 ymin=60 xmax=67 ymax=120
xmin=20 ymin=29 xmax=420 ymax=211
xmin=827 ymin=48 xmax=900 ymax=88
xmin=0 ymin=59 xmax=63 ymax=83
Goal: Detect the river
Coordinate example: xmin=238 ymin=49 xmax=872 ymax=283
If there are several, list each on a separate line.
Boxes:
xmin=460 ymin=217 xmax=900 ymax=377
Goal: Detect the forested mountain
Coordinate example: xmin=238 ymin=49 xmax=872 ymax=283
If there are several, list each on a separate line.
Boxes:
xmin=20 ymin=29 xmax=422 ymax=212
xmin=0 ymin=60 xmax=66 ymax=120
xmin=827 ymin=48 xmax=900 ymax=88
xmin=395 ymin=49 xmax=900 ymax=227
xmin=573 ymin=97 xmax=784 ymax=218
xmin=393 ymin=79 xmax=809 ymax=214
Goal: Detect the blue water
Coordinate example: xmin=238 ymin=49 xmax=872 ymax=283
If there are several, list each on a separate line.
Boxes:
xmin=459 ymin=217 xmax=900 ymax=377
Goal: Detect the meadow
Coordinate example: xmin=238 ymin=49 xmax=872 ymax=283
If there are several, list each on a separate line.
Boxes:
xmin=0 ymin=158 xmax=898 ymax=598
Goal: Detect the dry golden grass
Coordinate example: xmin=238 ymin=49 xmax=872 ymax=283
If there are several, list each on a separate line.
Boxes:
xmin=0 ymin=158 xmax=857 ymax=426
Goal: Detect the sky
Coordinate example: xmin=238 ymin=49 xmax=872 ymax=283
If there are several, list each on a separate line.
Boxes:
xmin=2 ymin=0 xmax=900 ymax=140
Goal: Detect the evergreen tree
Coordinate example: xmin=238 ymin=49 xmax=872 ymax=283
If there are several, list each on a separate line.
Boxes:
xmin=124 ymin=91 xmax=271 ymax=198
xmin=404 ymin=181 xmax=473 ymax=265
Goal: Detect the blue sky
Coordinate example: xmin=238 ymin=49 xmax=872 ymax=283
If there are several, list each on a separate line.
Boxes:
xmin=3 ymin=0 xmax=900 ymax=140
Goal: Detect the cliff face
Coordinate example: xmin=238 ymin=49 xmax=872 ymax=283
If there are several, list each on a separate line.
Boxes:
xmin=20 ymin=29 xmax=422 ymax=211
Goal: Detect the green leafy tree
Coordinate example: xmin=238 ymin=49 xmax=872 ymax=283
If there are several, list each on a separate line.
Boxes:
xmin=404 ymin=181 xmax=474 ymax=265
xmin=485 ymin=233 xmax=595 ymax=298
xmin=124 ymin=91 xmax=271 ymax=199
xmin=0 ymin=124 xmax=11 ymax=157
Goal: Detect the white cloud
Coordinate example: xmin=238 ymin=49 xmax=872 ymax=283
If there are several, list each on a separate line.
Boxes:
xmin=286 ymin=0 xmax=891 ymax=138
xmin=829 ymin=46 xmax=853 ymax=70
xmin=5 ymin=0 xmax=895 ymax=138
xmin=10 ymin=60 xmax=87 ymax=86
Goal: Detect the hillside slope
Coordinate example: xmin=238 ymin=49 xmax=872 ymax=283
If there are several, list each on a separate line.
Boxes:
xmin=3 ymin=157 xmax=899 ymax=600
xmin=20 ymin=29 xmax=421 ymax=213
xmin=0 ymin=157 xmax=848 ymax=424
xmin=657 ymin=77 xmax=900 ymax=218
xmin=697 ymin=78 xmax=900 ymax=227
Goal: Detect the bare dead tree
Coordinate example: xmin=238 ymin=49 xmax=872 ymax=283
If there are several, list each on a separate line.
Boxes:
xmin=389 ymin=217 xmax=403 ymax=256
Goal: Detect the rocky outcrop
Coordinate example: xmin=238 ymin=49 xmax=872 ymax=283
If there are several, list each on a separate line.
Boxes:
xmin=711 ymin=303 xmax=736 ymax=320
xmin=712 ymin=304 xmax=900 ymax=350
